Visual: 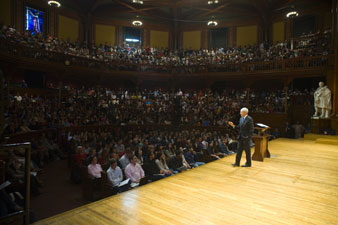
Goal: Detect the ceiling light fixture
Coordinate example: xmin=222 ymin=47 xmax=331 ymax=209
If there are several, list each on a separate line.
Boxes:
xmin=48 ymin=0 xmax=61 ymax=7
xmin=132 ymin=20 xmax=143 ymax=26
xmin=208 ymin=0 xmax=219 ymax=4
xmin=286 ymin=11 xmax=299 ymax=18
xmin=132 ymin=0 xmax=143 ymax=4
xmin=207 ymin=20 xmax=218 ymax=26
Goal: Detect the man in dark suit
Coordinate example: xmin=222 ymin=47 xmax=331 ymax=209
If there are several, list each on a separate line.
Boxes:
xmin=228 ymin=107 xmax=254 ymax=167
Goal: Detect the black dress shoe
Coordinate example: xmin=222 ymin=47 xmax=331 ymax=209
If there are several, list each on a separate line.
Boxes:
xmin=232 ymin=163 xmax=239 ymax=167
xmin=241 ymin=164 xmax=251 ymax=167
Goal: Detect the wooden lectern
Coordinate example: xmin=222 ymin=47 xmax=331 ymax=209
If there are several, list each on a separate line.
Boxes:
xmin=252 ymin=127 xmax=271 ymax=162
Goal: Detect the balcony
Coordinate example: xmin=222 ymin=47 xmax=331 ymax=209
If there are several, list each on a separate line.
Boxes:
xmin=0 ymin=39 xmax=333 ymax=81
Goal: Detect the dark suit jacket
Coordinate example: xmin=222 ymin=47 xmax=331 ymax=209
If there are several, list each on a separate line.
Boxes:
xmin=235 ymin=115 xmax=254 ymax=139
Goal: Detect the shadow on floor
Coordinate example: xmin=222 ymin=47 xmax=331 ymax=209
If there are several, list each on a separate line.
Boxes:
xmin=31 ymin=159 xmax=88 ymax=221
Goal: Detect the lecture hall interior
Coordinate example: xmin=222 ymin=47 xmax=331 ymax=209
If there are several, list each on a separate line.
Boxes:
xmin=0 ymin=0 xmax=338 ymax=224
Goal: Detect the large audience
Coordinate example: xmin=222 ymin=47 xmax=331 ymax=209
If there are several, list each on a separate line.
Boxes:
xmin=0 ymin=12 xmax=331 ymax=224
xmin=0 ymin=22 xmax=323 ymax=219
xmin=4 ymin=86 xmax=300 ymax=136
xmin=0 ymin=25 xmax=332 ymax=71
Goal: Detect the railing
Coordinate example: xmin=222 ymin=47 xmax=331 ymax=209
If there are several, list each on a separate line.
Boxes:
xmin=0 ymin=39 xmax=333 ymax=75
xmin=0 ymin=143 xmax=31 ymax=225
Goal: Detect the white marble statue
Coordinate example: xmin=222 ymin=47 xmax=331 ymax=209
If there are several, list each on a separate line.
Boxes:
xmin=313 ymin=82 xmax=331 ymax=118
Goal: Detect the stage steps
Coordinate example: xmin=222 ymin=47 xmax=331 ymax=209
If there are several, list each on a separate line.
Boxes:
xmin=304 ymin=134 xmax=338 ymax=146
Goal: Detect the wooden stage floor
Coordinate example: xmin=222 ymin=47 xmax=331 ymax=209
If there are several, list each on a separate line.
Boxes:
xmin=35 ymin=138 xmax=338 ymax=225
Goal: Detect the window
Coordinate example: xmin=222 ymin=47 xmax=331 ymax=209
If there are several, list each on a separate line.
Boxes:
xmin=209 ymin=28 xmax=228 ymax=49
xmin=25 ymin=6 xmax=44 ymax=35
xmin=292 ymin=15 xmax=316 ymax=37
xmin=123 ymin=27 xmax=141 ymax=46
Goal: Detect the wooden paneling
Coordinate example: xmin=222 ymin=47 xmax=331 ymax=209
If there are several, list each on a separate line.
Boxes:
xmin=16 ymin=0 xmax=23 ymax=32
xmin=150 ymin=30 xmax=169 ymax=49
xmin=58 ymin=15 xmax=79 ymax=42
xmin=323 ymin=12 xmax=332 ymax=30
xmin=183 ymin=31 xmax=201 ymax=50
xmin=49 ymin=9 xmax=56 ymax=36
xmin=34 ymin=138 xmax=338 ymax=225
xmin=0 ymin=0 xmax=11 ymax=26
xmin=201 ymin=30 xmax=208 ymax=49
xmin=228 ymin=27 xmax=237 ymax=47
xmin=95 ymin=24 xmax=116 ymax=46
xmin=273 ymin=21 xmax=285 ymax=43
xmin=236 ymin=25 xmax=257 ymax=47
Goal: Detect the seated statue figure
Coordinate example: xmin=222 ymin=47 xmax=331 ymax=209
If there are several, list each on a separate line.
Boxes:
xmin=313 ymin=82 xmax=331 ymax=118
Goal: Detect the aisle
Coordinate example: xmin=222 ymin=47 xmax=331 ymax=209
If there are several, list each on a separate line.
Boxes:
xmin=31 ymin=159 xmax=87 ymax=221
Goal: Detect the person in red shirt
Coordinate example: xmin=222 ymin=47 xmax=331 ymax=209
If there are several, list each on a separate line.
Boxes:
xmin=73 ymin=146 xmax=86 ymax=165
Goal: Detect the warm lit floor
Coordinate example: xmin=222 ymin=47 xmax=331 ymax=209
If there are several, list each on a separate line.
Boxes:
xmin=34 ymin=137 xmax=338 ymax=225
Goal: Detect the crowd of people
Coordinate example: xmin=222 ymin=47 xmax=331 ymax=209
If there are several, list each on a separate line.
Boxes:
xmin=0 ymin=21 xmax=329 ymax=221
xmin=0 ymin=132 xmax=63 ymax=222
xmin=249 ymin=89 xmax=286 ymax=113
xmin=69 ymin=126 xmax=237 ymax=194
xmin=0 ymin=25 xmax=332 ymax=72
xmin=4 ymin=86 xmax=305 ymax=137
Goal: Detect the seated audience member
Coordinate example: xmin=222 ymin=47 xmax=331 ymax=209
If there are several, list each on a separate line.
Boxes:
xmin=87 ymin=156 xmax=102 ymax=180
xmin=106 ymin=159 xmax=130 ymax=194
xmin=206 ymin=142 xmax=224 ymax=161
xmin=71 ymin=146 xmax=86 ymax=184
xmin=218 ymin=138 xmax=233 ymax=155
xmin=85 ymin=149 xmax=97 ymax=165
xmin=124 ymin=155 xmax=145 ymax=186
xmin=119 ymin=149 xmax=133 ymax=169
xmin=135 ymin=147 xmax=144 ymax=166
xmin=155 ymin=152 xmax=174 ymax=175
xmin=212 ymin=140 xmax=227 ymax=157
xmin=193 ymin=139 xmax=204 ymax=161
xmin=110 ymin=152 xmax=122 ymax=168
xmin=6 ymin=151 xmax=41 ymax=195
xmin=143 ymin=152 xmax=166 ymax=182
xmin=73 ymin=146 xmax=86 ymax=165
xmin=271 ymin=128 xmax=281 ymax=139
xmin=0 ymin=188 xmax=23 ymax=217
xmin=184 ymin=147 xmax=205 ymax=168
xmin=41 ymin=134 xmax=64 ymax=160
xmin=164 ymin=143 xmax=176 ymax=159
xmin=83 ymin=143 xmax=91 ymax=155
xmin=168 ymin=150 xmax=188 ymax=172
xmin=293 ymin=121 xmax=305 ymax=139
xmin=180 ymin=148 xmax=192 ymax=170
xmin=228 ymin=135 xmax=238 ymax=153
xmin=114 ymin=139 xmax=125 ymax=157
xmin=98 ymin=148 xmax=110 ymax=170
xmin=285 ymin=122 xmax=294 ymax=138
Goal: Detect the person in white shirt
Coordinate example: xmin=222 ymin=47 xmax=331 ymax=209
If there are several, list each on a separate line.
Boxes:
xmin=106 ymin=159 xmax=130 ymax=194
xmin=155 ymin=152 xmax=174 ymax=175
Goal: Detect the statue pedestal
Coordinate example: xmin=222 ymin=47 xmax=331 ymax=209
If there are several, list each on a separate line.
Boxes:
xmin=311 ymin=117 xmax=331 ymax=134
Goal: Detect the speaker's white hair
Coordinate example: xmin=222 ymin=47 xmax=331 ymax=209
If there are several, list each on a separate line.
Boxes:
xmin=240 ymin=107 xmax=249 ymax=113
